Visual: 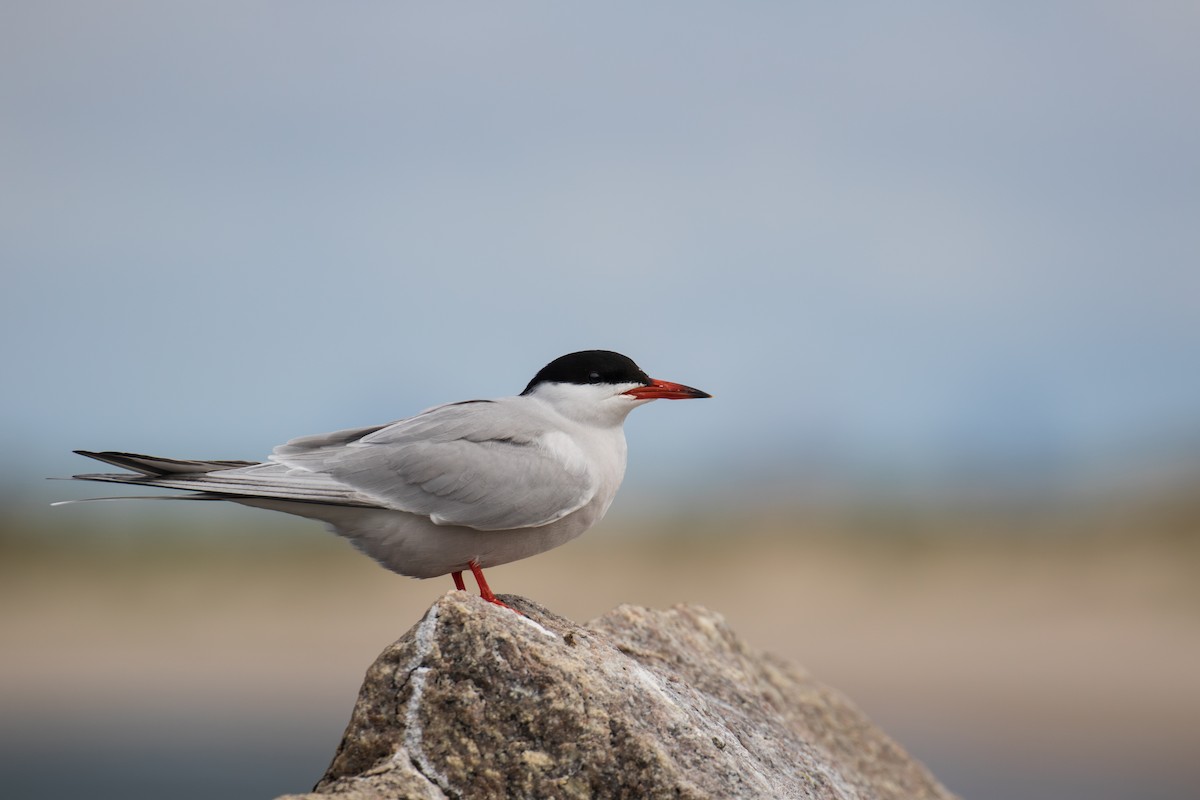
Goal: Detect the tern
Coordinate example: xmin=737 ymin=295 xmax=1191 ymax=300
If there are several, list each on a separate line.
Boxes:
xmin=61 ymin=350 xmax=711 ymax=606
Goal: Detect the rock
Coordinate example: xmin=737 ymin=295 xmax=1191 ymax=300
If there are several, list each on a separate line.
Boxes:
xmin=279 ymin=593 xmax=957 ymax=800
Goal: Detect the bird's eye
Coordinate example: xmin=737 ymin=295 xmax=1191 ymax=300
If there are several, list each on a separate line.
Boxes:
xmin=588 ymin=371 xmax=601 ymax=382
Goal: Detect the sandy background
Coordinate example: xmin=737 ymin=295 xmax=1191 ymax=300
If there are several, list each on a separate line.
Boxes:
xmin=4 ymin=501 xmax=1197 ymax=799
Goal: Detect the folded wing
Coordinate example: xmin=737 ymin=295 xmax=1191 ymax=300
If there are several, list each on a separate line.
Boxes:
xmin=272 ymin=400 xmax=598 ymax=531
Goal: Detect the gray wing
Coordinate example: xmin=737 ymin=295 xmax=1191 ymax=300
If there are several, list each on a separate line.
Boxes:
xmin=271 ymin=400 xmax=597 ymax=531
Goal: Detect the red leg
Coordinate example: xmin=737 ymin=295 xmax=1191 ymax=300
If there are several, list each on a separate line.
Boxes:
xmin=468 ymin=560 xmax=520 ymax=613
xmin=451 ymin=571 xmax=466 ymax=591
xmin=468 ymin=560 xmax=498 ymax=603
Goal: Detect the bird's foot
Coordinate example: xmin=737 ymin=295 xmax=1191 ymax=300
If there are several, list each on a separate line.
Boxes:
xmin=452 ymin=561 xmax=524 ymax=615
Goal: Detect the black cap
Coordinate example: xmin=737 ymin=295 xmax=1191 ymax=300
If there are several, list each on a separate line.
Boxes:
xmin=521 ymin=350 xmax=651 ymax=395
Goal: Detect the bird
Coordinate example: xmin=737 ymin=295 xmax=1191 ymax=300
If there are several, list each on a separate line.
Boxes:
xmin=60 ymin=350 xmax=711 ymax=607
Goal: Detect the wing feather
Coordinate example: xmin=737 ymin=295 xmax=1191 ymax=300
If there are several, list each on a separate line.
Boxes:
xmin=272 ymin=400 xmax=596 ymax=530
xmin=65 ymin=461 xmax=379 ymax=506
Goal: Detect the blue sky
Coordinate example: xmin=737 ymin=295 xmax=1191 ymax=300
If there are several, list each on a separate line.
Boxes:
xmin=4 ymin=3 xmax=1198 ymax=508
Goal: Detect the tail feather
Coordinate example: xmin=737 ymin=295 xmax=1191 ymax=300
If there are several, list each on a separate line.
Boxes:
xmin=51 ymin=494 xmax=228 ymax=507
xmin=64 ymin=451 xmax=380 ymax=508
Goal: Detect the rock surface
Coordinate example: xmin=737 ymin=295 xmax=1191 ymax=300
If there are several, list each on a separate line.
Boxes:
xmin=280 ymin=593 xmax=957 ymax=800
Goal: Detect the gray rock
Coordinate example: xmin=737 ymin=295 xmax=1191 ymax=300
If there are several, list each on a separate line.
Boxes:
xmin=280 ymin=593 xmax=957 ymax=800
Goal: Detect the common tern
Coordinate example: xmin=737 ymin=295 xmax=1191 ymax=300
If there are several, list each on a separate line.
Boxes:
xmin=61 ymin=350 xmax=711 ymax=606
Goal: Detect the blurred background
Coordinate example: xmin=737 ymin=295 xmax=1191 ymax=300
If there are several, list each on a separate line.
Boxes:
xmin=3 ymin=3 xmax=1198 ymax=799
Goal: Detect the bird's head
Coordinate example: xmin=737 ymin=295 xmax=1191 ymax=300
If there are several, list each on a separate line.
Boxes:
xmin=522 ymin=350 xmax=711 ymax=426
